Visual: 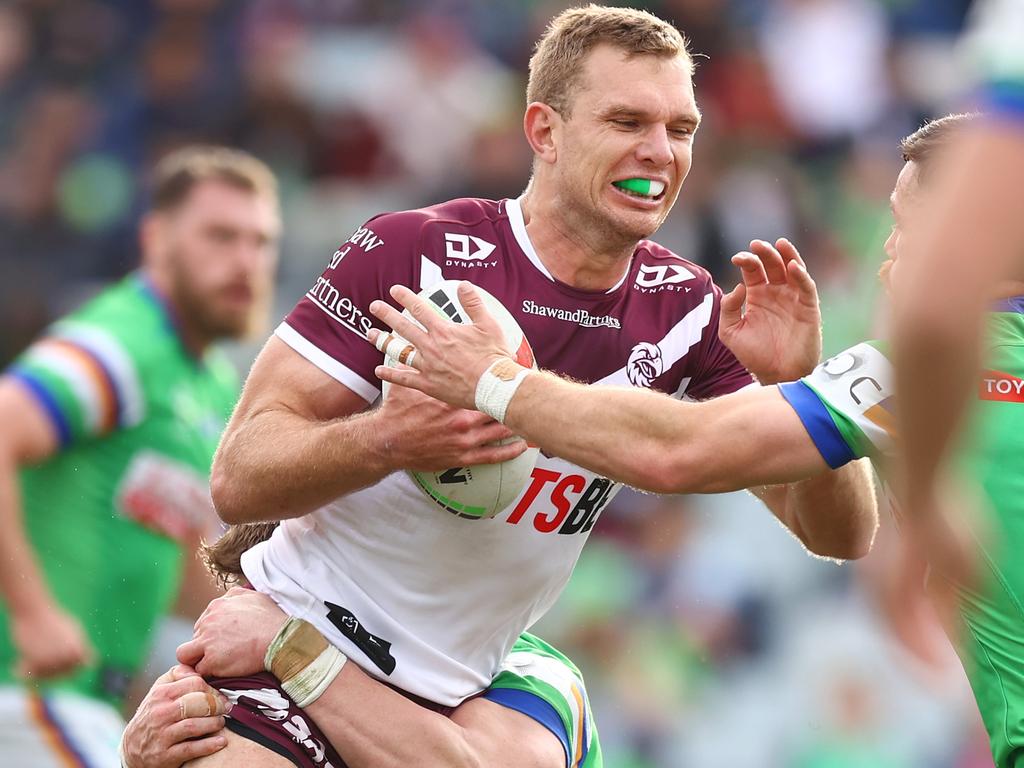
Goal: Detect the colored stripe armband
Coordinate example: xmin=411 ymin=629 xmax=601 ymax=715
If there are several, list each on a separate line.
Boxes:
xmin=8 ymin=369 xmax=73 ymax=447
xmin=778 ymin=381 xmax=857 ymax=469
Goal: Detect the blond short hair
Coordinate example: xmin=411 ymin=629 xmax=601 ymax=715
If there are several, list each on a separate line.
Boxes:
xmin=900 ymin=113 xmax=979 ymax=180
xmin=527 ymin=4 xmax=692 ymax=117
xmin=151 ymin=145 xmax=278 ymax=212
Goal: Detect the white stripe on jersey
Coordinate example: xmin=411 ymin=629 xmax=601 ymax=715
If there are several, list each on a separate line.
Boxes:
xmin=595 ymin=291 xmax=714 ymax=387
xmin=420 ymin=255 xmax=444 ymax=290
xmin=276 ymin=322 xmax=380 ymax=403
xmin=53 ymin=321 xmax=145 ymax=427
xmin=672 ymin=376 xmax=692 ymax=399
xmin=506 ymin=197 xmax=555 ymax=282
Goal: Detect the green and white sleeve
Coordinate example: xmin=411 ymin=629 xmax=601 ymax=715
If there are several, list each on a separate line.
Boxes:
xmin=777 ymin=341 xmax=897 ymax=467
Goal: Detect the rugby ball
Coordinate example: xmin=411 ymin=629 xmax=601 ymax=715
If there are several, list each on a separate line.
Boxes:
xmin=381 ymin=280 xmax=539 ymax=519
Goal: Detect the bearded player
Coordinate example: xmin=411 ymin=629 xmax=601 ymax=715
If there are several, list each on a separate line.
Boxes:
xmin=121 ymin=7 xmax=875 ymax=768
xmin=0 ymin=146 xmax=279 ymax=765
xmin=373 ymin=112 xmax=1024 ymax=768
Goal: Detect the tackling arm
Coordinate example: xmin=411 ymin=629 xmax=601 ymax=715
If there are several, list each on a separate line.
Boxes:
xmin=505 ymin=377 xmax=830 ymax=494
xmin=303 ymin=666 xmax=564 ymax=768
xmin=370 ymin=283 xmax=877 ymax=559
xmin=504 ymin=376 xmax=876 ymax=559
xmin=173 ymin=589 xmax=564 ymax=768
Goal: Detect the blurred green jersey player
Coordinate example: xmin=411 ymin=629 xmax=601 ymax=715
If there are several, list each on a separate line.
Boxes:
xmin=894 ymin=0 xmax=1024 ymax=557
xmin=0 ymin=146 xmax=280 ymax=766
xmin=781 ymin=322 xmax=1024 ymax=768
xmin=781 ymin=112 xmax=1024 ymax=768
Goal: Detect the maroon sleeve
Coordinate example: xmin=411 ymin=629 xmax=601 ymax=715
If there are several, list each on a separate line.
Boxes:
xmin=684 ymin=282 xmax=754 ymax=400
xmin=275 ymin=212 xmax=425 ymax=403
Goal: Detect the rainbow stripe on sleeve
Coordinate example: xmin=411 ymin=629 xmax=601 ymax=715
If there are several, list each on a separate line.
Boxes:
xmin=8 ymin=331 xmax=138 ymax=444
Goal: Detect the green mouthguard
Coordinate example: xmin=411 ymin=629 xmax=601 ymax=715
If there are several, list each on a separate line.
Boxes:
xmin=613 ymin=178 xmax=653 ymax=195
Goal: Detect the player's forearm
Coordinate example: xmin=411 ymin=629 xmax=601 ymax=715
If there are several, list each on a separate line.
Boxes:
xmin=306 ymin=664 xmax=481 ymax=768
xmin=893 ymin=313 xmax=980 ymax=515
xmin=211 ymin=407 xmax=393 ymax=524
xmin=503 ymin=372 xmax=712 ymax=493
xmin=504 ymin=376 xmax=826 ymax=494
xmin=761 ymin=458 xmax=877 ymax=560
xmin=0 ymin=452 xmax=55 ymax=612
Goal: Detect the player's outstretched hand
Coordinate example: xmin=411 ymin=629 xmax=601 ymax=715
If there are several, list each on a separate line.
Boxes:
xmin=178 ymin=587 xmax=288 ymax=679
xmin=369 ymin=282 xmax=511 ymax=409
xmin=120 ymin=664 xmax=230 ymax=768
xmin=11 ymin=599 xmax=94 ymax=680
xmin=720 ymin=238 xmax=821 ymax=383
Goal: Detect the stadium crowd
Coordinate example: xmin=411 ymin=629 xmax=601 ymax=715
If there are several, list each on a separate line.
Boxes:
xmin=0 ymin=0 xmax=996 ymax=766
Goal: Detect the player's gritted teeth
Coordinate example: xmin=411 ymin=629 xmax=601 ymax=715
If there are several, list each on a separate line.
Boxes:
xmin=611 ymin=178 xmax=667 ymax=204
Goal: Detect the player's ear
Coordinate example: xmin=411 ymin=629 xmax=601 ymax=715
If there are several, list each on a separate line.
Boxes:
xmin=524 ymin=102 xmax=560 ymax=165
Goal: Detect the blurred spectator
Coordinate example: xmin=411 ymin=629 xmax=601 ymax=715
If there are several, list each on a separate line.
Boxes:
xmin=759 ymin=0 xmax=892 ymax=151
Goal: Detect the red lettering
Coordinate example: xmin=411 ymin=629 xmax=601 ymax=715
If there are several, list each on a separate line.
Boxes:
xmin=533 ymin=475 xmax=586 ymax=533
xmin=506 ymin=468 xmax=561 ymax=525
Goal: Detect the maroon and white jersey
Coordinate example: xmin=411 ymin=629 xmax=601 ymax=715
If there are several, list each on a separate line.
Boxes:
xmin=242 ymin=197 xmax=752 ymax=705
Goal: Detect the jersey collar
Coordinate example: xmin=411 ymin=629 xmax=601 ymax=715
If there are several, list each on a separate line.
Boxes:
xmin=505 ymin=196 xmax=631 ymax=295
xmin=134 ymin=270 xmax=204 ymax=363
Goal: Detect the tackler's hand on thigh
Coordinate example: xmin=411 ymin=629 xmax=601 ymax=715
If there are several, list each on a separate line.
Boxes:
xmin=120 ymin=664 xmax=231 ymax=768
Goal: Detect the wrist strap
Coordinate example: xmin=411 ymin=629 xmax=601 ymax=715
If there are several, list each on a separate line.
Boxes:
xmin=474 ymin=358 xmax=530 ymax=423
xmin=265 ymin=617 xmax=347 ymax=709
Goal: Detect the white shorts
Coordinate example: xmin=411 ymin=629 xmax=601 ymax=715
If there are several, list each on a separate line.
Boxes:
xmin=0 ymin=685 xmax=124 ymax=767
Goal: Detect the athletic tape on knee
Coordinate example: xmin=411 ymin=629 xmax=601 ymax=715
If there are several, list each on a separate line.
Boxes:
xmin=265 ymin=617 xmax=347 ymax=709
xmin=474 ymin=358 xmax=530 ymax=423
xmin=374 ymin=332 xmax=417 ymax=368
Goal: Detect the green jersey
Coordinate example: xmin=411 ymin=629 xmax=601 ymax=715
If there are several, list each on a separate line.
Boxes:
xmin=0 ymin=273 xmax=238 ymax=706
xmin=779 ymin=300 xmax=1024 ymax=768
xmin=485 ymin=632 xmax=602 ymax=768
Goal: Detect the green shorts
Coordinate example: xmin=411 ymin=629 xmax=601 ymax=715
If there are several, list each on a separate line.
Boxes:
xmin=484 ymin=632 xmax=602 ymax=768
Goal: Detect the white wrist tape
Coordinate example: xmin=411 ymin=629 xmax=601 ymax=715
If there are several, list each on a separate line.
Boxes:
xmin=265 ymin=617 xmax=347 ymax=709
xmin=280 ymin=645 xmax=348 ymax=708
xmin=474 ymin=359 xmax=530 ymax=423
